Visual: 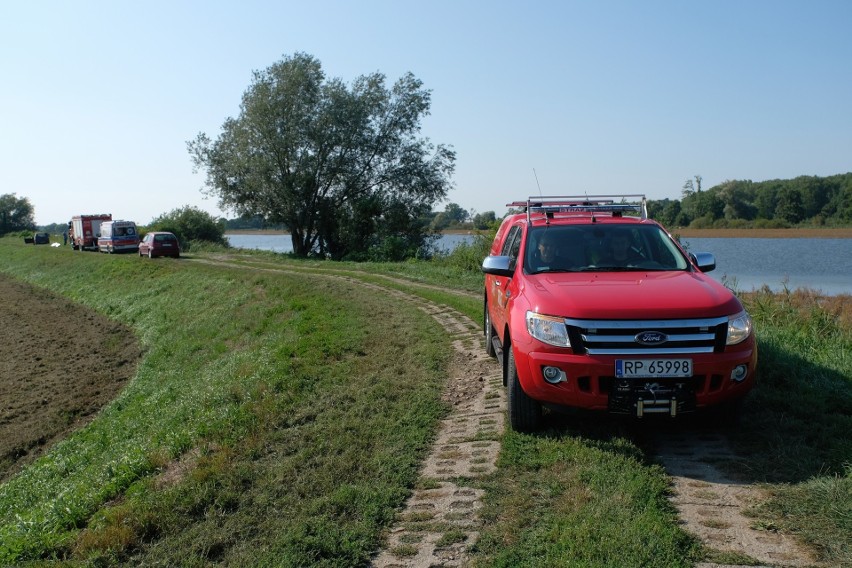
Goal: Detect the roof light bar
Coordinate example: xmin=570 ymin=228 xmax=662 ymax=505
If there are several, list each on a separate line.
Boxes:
xmin=507 ymin=194 xmax=648 ymax=222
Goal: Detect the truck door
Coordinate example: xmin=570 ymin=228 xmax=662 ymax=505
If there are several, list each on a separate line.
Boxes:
xmin=490 ymin=224 xmax=522 ymax=338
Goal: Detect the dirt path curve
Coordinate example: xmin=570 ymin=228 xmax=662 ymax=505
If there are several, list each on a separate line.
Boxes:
xmin=370 ymin=301 xmax=504 ymax=567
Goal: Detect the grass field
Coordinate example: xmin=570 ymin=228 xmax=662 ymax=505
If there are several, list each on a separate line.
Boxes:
xmin=0 ymin=238 xmax=849 ymax=566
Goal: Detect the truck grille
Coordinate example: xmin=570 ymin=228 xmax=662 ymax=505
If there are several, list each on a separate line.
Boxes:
xmin=565 ymin=317 xmax=729 ymax=355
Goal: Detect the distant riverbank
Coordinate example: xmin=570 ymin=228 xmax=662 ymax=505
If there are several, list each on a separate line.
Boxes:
xmin=675 ymin=227 xmax=852 ymax=239
xmin=226 ymin=227 xmax=852 ymax=238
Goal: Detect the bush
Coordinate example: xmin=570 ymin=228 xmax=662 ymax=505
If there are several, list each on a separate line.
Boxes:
xmin=688 ymin=215 xmax=715 ymax=229
xmin=433 ymin=232 xmax=494 ymax=273
xmin=753 ymin=218 xmax=791 ymax=229
xmin=148 ymin=206 xmax=228 ymax=248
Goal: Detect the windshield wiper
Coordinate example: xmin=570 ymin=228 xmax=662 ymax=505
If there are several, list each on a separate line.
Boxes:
xmin=581 ymin=266 xmax=640 ymax=272
xmin=533 ymin=267 xmax=581 ymax=274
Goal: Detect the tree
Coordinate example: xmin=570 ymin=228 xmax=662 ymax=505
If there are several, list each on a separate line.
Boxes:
xmin=0 ymin=194 xmax=35 ymax=235
xmin=754 ymin=182 xmax=781 ymax=219
xmin=148 ymin=206 xmax=227 ymax=249
xmin=430 ymin=202 xmax=469 ymax=231
xmin=717 ymin=180 xmax=757 ymax=221
xmin=442 ymin=202 xmax=468 ymax=225
xmin=188 ymin=52 xmax=455 ymax=258
xmin=647 ymin=199 xmax=682 ymax=227
xmin=681 ymin=175 xmax=702 ymax=197
xmin=775 ymin=188 xmax=805 ymax=224
xmin=680 ymin=173 xmax=724 ymax=224
xmin=472 ymin=210 xmax=497 ymax=230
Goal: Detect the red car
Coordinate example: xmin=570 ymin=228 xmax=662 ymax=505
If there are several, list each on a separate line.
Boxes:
xmin=482 ymin=195 xmax=757 ymax=431
xmin=138 ymin=232 xmax=180 ymax=258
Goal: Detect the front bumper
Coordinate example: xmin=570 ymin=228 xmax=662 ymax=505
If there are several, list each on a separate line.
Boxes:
xmin=515 ymin=348 xmax=757 ymax=415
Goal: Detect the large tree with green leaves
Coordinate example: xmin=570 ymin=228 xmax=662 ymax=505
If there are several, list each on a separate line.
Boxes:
xmin=188 ymin=52 xmax=455 ymax=258
xmin=0 ymin=193 xmax=35 ymax=235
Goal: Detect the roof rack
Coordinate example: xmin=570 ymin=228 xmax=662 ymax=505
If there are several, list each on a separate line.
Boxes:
xmin=507 ymin=194 xmax=648 ymax=223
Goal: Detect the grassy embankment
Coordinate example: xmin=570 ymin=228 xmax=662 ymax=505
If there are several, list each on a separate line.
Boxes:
xmin=1 ymin=237 xmax=850 ymax=566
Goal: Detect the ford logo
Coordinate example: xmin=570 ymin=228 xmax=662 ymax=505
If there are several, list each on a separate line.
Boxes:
xmin=635 ymin=331 xmax=668 ymax=345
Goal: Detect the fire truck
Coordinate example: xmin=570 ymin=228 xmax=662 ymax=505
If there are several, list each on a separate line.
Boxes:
xmin=68 ymin=214 xmax=112 ymax=251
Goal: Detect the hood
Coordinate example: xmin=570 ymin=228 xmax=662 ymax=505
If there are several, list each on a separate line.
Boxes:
xmin=524 ymin=270 xmax=743 ymax=320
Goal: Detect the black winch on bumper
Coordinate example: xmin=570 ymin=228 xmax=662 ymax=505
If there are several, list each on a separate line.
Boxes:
xmin=608 ymin=379 xmax=697 ymax=417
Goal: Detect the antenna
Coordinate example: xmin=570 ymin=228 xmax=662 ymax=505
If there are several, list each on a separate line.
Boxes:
xmin=533 ymin=168 xmax=542 ymax=197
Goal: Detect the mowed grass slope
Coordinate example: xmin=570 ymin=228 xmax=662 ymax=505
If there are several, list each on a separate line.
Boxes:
xmin=0 ymin=241 xmax=448 ymax=564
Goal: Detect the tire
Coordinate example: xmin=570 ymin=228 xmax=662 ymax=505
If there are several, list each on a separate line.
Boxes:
xmin=506 ymin=346 xmax=543 ymax=432
xmin=148 ymin=249 xmax=153 ymax=259
xmin=484 ymin=299 xmax=496 ymax=358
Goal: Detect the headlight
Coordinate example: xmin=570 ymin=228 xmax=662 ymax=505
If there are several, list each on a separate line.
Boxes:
xmin=526 ymin=312 xmax=570 ymax=347
xmin=726 ymin=310 xmax=753 ymax=345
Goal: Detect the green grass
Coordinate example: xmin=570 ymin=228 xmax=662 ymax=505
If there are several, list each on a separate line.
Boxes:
xmin=471 ymin=432 xmax=700 ymax=567
xmin=0 ymin=238 xmax=849 ymax=566
xmin=726 ymin=287 xmax=852 ymax=564
xmin=0 ymin=241 xmax=448 ymax=565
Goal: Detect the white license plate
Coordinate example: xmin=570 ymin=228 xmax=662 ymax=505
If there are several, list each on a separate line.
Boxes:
xmin=615 ymin=359 xmax=692 ymax=378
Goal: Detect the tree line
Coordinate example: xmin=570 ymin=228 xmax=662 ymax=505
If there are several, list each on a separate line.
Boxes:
xmin=6 ymin=169 xmax=849 ymax=257
xmin=647 ymin=173 xmax=852 ymax=229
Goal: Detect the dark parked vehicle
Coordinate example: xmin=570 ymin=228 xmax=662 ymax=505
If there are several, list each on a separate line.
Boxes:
xmin=138 ymin=232 xmax=180 ymax=258
xmin=33 ymin=232 xmax=50 ymax=244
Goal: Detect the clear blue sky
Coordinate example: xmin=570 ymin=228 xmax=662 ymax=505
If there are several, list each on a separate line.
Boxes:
xmin=3 ymin=1 xmax=850 ymax=226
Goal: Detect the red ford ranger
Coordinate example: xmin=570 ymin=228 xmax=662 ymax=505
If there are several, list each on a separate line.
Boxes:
xmin=482 ymin=195 xmax=757 ymax=431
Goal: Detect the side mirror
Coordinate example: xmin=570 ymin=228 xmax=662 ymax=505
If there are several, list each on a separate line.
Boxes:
xmin=482 ymin=255 xmax=515 ymax=277
xmin=690 ymin=252 xmax=716 ymax=273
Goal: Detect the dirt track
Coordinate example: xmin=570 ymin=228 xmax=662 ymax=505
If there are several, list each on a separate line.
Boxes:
xmin=0 ymin=274 xmax=141 ymax=482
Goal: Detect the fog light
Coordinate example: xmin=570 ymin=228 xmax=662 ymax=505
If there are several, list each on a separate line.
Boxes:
xmin=731 ymin=365 xmax=748 ymax=382
xmin=542 ymin=366 xmax=566 ymax=384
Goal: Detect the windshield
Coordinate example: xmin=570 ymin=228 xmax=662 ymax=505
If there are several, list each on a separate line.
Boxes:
xmin=524 ymin=224 xmax=689 ymax=274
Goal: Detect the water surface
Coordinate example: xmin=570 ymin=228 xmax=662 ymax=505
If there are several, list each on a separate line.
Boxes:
xmin=225 ymin=234 xmax=851 ymax=295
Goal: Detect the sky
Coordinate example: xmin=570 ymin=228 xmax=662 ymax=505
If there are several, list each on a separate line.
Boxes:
xmin=2 ymin=1 xmax=851 ymax=226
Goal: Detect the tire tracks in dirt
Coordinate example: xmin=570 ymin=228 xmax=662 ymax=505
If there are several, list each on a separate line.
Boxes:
xmin=650 ymin=426 xmax=819 ymax=568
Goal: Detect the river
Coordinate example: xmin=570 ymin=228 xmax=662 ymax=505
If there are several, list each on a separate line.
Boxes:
xmin=225 ymin=233 xmax=852 ymax=296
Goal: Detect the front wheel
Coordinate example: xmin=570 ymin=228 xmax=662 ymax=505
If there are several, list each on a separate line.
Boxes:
xmin=507 ymin=346 xmax=543 ymax=432
xmin=484 ymin=300 xmax=496 ymax=358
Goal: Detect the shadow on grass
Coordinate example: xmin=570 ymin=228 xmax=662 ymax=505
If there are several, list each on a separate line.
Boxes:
xmin=537 ymin=339 xmax=850 ymax=485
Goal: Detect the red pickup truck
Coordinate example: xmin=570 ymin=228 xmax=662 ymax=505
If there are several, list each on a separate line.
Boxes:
xmin=482 ymin=195 xmax=757 ymax=431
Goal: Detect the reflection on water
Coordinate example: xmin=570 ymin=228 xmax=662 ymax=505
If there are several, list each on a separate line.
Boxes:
xmin=681 ymin=238 xmax=851 ymax=296
xmin=225 ymin=234 xmax=851 ymax=296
